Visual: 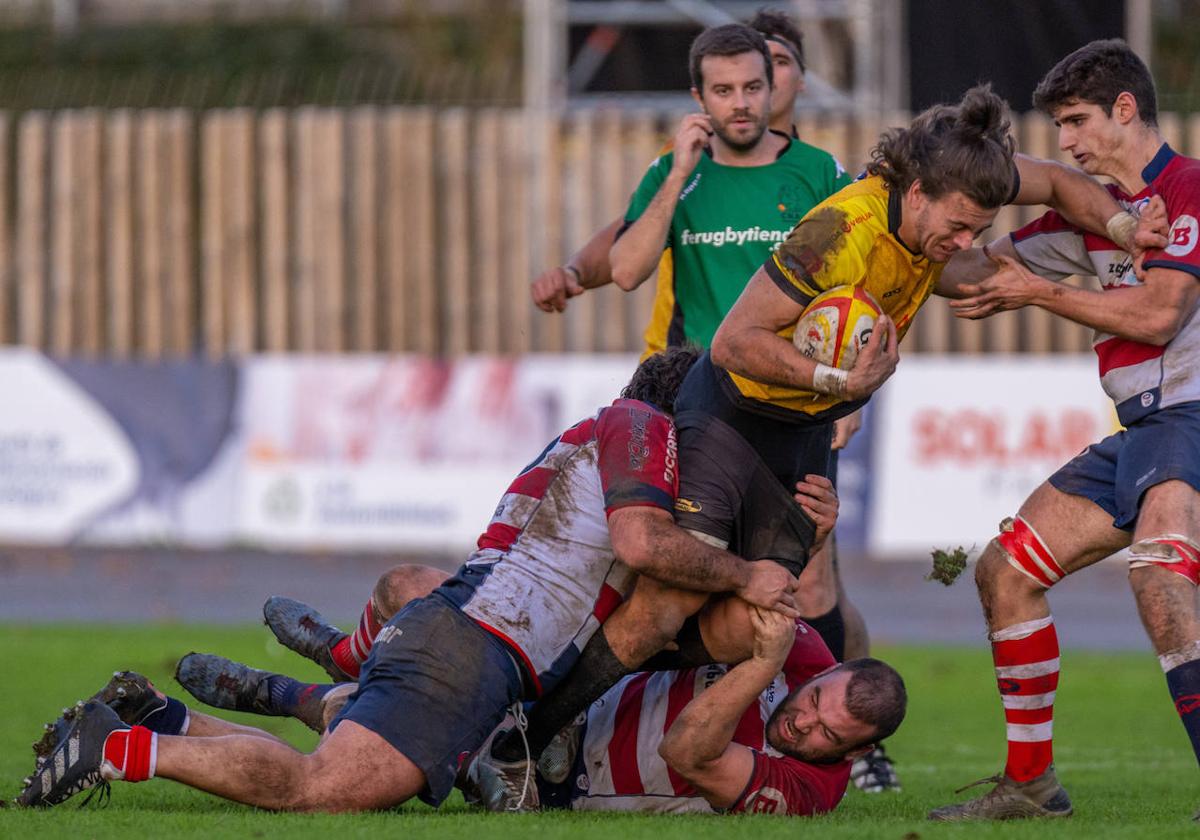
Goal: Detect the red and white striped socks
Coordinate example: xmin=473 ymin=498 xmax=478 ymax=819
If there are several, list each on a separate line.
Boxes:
xmin=102 ymin=725 xmax=156 ymax=782
xmin=990 ymin=615 xmax=1059 ymax=782
xmin=329 ymin=596 xmax=383 ymax=679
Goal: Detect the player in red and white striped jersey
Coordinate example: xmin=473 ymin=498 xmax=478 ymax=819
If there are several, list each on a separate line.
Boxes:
xmin=931 ymin=40 xmax=1200 ymax=821
xmin=564 ymin=612 xmax=904 ymax=815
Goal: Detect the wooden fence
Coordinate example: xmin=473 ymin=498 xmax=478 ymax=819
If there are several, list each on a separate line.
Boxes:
xmin=0 ymin=105 xmax=1197 ymax=358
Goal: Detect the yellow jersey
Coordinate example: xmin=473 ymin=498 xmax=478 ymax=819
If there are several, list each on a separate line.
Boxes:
xmin=724 ymin=175 xmax=944 ymax=419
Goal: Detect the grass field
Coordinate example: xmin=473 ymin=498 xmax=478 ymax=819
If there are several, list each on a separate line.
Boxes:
xmin=0 ymin=623 xmax=1194 ymax=838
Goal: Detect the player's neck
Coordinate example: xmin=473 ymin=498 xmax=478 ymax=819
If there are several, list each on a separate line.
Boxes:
xmin=711 ymin=129 xmax=788 ymax=167
xmin=1108 ymin=127 xmax=1167 ymax=195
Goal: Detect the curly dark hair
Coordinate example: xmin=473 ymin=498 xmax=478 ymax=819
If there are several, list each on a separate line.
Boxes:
xmin=621 ymin=346 xmax=701 ymax=415
xmin=841 ymin=658 xmax=907 ymax=745
xmin=689 ymin=23 xmax=774 ymax=92
xmin=867 ymin=83 xmax=1016 ymax=209
xmin=1033 ymin=38 xmax=1157 ymax=127
xmin=749 ymin=7 xmax=805 ymax=74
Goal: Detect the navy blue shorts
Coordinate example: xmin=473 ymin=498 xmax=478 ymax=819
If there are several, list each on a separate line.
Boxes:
xmin=329 ymin=594 xmax=523 ymax=806
xmin=1049 ymin=402 xmax=1200 ymax=531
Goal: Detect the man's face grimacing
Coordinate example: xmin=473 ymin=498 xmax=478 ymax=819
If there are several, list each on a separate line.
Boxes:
xmin=906 ymin=182 xmax=998 ymax=263
xmin=1052 ymin=100 xmax=1124 ymax=177
xmin=764 ymin=667 xmax=877 ymax=763
xmin=693 ymin=51 xmax=772 ymax=152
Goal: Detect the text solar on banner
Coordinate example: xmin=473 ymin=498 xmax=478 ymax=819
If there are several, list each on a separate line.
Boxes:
xmin=868 ymin=356 xmax=1116 ymax=556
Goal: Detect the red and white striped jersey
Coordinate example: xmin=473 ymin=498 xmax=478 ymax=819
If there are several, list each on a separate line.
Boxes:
xmin=1010 ymin=144 xmax=1200 ymax=426
xmin=438 ymin=398 xmax=679 ymax=696
xmin=571 ymin=622 xmax=851 ymax=815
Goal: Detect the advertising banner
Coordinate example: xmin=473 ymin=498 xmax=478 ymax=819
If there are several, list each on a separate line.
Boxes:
xmin=868 ymin=356 xmax=1115 ymax=556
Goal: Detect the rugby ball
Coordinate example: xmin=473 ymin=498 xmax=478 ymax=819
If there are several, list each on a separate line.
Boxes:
xmin=793 ymin=285 xmax=881 ymax=370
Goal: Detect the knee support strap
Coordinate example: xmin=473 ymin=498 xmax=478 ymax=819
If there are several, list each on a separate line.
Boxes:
xmin=1129 ymin=534 xmax=1200 ymax=585
xmin=996 ymin=515 xmax=1066 ymax=589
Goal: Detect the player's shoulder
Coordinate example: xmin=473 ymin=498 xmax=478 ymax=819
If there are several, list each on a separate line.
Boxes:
xmin=1159 ymin=150 xmax=1200 ymax=194
xmin=784 ymin=137 xmax=848 ymax=175
xmin=735 ymin=752 xmax=850 ymax=816
xmin=596 ymin=398 xmax=673 ymax=435
xmin=782 ymin=621 xmax=838 ymax=686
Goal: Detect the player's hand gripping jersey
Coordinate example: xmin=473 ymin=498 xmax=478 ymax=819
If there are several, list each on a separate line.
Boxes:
xmin=572 ymin=621 xmax=850 ymax=815
xmin=437 ymin=398 xmax=679 ymax=696
xmin=726 ymin=175 xmax=944 ymax=421
xmin=1010 ymin=144 xmax=1200 ymax=425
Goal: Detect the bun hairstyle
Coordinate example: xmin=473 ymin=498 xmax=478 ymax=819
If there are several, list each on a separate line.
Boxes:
xmin=867 ymin=83 xmax=1016 ymax=209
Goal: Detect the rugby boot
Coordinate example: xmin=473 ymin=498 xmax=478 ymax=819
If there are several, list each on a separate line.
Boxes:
xmin=536 ymin=718 xmax=583 ymax=785
xmin=15 ymin=701 xmax=127 ymax=808
xmin=928 ymin=765 xmax=1072 ymax=821
xmin=175 ymin=652 xmax=330 ymax=732
xmin=850 ymin=745 xmax=901 ymax=793
xmin=262 ymin=595 xmax=353 ymax=681
xmin=472 ymin=727 xmax=540 ymax=812
xmin=32 ymin=671 xmax=165 ymax=762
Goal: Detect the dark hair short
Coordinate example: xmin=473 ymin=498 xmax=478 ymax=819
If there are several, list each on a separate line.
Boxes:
xmin=841 ymin=658 xmax=907 ymax=745
xmin=689 ymin=23 xmax=773 ymax=92
xmin=749 ymin=8 xmax=805 ymax=75
xmin=867 ymin=83 xmax=1015 ymax=209
xmin=1033 ymin=38 xmax=1157 ymax=127
xmin=622 ymin=346 xmax=701 ymax=415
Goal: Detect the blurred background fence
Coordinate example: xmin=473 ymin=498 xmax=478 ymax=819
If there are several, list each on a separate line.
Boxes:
xmin=3 ymin=105 xmax=1198 ymax=360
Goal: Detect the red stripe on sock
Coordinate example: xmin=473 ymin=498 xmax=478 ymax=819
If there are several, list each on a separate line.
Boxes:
xmin=992 ymin=621 xmax=1059 ymax=782
xmin=104 ymin=726 xmax=154 ymax=782
xmin=1004 ymin=707 xmax=1056 ymax=725
xmin=1006 ymin=740 xmax=1054 ymax=783
xmin=329 ymin=636 xmax=361 ymax=679
xmin=993 ymin=624 xmax=1058 ymax=666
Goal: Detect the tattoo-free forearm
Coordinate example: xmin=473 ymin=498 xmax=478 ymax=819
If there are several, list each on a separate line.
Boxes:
xmin=568 ymin=218 xmax=622 ymax=289
xmin=1014 ymin=155 xmax=1124 ymax=239
xmin=610 ymin=507 xmax=750 ymax=593
xmin=610 ymin=170 xmax=688 ymax=290
xmin=661 ymin=656 xmax=778 ymax=767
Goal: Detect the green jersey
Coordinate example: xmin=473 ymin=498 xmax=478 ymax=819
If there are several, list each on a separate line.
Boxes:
xmin=627 ymin=135 xmax=852 ymax=353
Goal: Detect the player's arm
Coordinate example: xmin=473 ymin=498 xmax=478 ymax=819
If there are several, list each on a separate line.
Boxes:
xmin=610 ymin=114 xmax=711 ymax=290
xmin=935 ymin=237 xmax=1023 ymax=298
xmin=953 ymin=260 xmax=1200 ymax=345
xmin=531 ymin=217 xmax=623 ymax=312
xmin=658 ymin=607 xmax=794 ymax=809
xmin=1012 ymin=155 xmax=1132 ymax=244
xmin=711 ymin=268 xmax=898 ymax=400
xmin=608 ymin=506 xmax=798 ymax=615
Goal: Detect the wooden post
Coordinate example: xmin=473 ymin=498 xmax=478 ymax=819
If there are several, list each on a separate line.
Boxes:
xmin=502 ymin=108 xmax=532 ymax=354
xmin=17 ymin=113 xmax=48 ymax=349
xmin=164 ymin=110 xmax=194 ymax=356
xmin=105 ymin=111 xmax=134 ymax=357
xmin=50 ymin=111 xmax=77 ymax=355
xmin=438 ymin=108 xmax=470 ymax=355
xmin=136 ymin=111 xmax=164 ymax=357
xmin=473 ymin=108 xmax=503 ymax=354
xmin=312 ymin=109 xmax=345 ymax=353
xmin=224 ymin=109 xmax=256 ymax=354
xmin=348 ymin=106 xmax=379 ymax=352
xmin=291 ymin=108 xmax=317 ymax=352
xmin=200 ymin=111 xmax=226 ymax=357
xmin=259 ymin=109 xmax=290 ymax=352
xmin=76 ymin=111 xmax=103 ymax=356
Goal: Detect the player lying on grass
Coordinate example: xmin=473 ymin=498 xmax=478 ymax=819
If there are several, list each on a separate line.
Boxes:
xmin=926 ymin=40 xmax=1200 ymax=821
xmin=18 ymin=591 xmax=904 ymax=816
xmin=14 ymin=348 xmax=816 ymax=812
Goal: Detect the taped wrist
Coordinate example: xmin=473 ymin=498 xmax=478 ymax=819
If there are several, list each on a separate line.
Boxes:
xmin=812 ymin=363 xmax=848 ymax=397
xmin=1105 ymin=210 xmax=1138 ymax=252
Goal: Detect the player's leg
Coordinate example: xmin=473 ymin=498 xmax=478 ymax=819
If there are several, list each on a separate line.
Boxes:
xmin=176 ymin=651 xmax=344 ymax=733
xmin=930 ymin=475 xmax=1129 ymax=821
xmin=1126 ymin=472 xmax=1200 ymax=773
xmin=489 ymin=574 xmax=708 ymax=769
xmin=264 ymin=563 xmax=448 ymax=680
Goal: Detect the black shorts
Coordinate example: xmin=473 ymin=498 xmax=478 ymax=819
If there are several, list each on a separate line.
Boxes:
xmin=674 ymin=351 xmax=835 ymax=488
xmin=329 ymin=594 xmax=524 ymax=806
xmin=673 ymin=410 xmax=818 ymax=575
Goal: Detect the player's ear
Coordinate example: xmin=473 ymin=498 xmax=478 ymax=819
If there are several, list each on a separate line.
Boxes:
xmin=691 ymin=87 xmax=704 ymax=110
xmin=906 ymin=178 xmax=927 ymax=211
xmin=1113 ymin=91 xmax=1138 ymax=126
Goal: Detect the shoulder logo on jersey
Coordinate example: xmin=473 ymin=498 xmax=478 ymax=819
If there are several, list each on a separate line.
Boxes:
xmin=675 ymin=498 xmax=702 ymax=513
xmin=627 ymin=409 xmax=650 ymax=470
xmin=663 ymin=425 xmax=678 ymax=486
xmin=1166 ymin=214 xmax=1199 ymax=257
xmin=744 ymin=786 xmax=787 ymax=813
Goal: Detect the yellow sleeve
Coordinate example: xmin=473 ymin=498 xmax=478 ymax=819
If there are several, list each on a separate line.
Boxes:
xmin=764 ymin=204 xmax=869 ymax=306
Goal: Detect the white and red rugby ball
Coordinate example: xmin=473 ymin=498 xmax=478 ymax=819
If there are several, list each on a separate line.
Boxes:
xmin=793 ymin=285 xmax=882 ymax=370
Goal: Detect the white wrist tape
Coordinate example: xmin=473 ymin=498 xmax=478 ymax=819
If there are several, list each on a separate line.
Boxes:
xmin=812 ymin=363 xmax=848 ymax=397
xmin=1105 ymin=211 xmax=1138 ymax=251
